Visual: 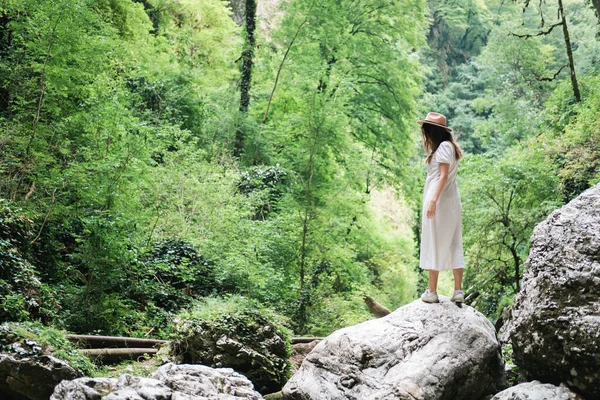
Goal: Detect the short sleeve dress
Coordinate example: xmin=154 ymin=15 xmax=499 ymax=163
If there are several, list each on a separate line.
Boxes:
xmin=419 ymin=141 xmax=465 ymax=271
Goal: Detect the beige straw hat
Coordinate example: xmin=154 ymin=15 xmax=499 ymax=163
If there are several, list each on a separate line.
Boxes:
xmin=417 ymin=112 xmax=453 ymax=133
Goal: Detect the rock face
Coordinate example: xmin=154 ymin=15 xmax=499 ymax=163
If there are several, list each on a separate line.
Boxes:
xmin=51 ymin=362 xmax=264 ymax=400
xmin=502 ymin=184 xmax=600 ymax=398
xmin=283 ymin=297 xmax=506 ymax=400
xmin=0 ymin=353 xmax=81 ymax=400
xmin=490 ymin=380 xmax=584 ymax=400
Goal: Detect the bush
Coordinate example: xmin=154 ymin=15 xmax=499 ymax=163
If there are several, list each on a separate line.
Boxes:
xmin=0 ymin=201 xmax=58 ymax=322
xmin=145 ymin=239 xmax=218 ymax=296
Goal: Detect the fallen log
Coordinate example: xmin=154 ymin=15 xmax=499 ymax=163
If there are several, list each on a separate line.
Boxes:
xmin=67 ymin=334 xmax=168 ymax=349
xmin=291 ymin=337 xmax=323 ymax=344
xmin=79 ymin=347 xmax=158 ymax=362
xmin=363 ymin=295 xmax=391 ymax=318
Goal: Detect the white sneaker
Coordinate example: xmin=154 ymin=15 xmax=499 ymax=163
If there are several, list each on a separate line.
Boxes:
xmin=421 ymin=288 xmax=439 ymax=303
xmin=451 ymin=289 xmax=464 ymax=303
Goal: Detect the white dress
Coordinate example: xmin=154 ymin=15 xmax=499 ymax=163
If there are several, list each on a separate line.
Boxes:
xmin=419 ymin=140 xmax=465 ymax=271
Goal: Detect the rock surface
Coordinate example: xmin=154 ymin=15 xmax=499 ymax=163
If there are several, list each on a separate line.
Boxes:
xmin=502 ymin=184 xmax=600 ymax=398
xmin=282 ymin=297 xmax=506 ymax=400
xmin=0 ymin=353 xmax=81 ymax=400
xmin=51 ymin=362 xmax=264 ymax=399
xmin=490 ymin=380 xmax=584 ymax=400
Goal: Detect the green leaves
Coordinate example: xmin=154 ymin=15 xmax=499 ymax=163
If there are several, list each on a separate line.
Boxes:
xmin=460 ymin=142 xmax=561 ymax=318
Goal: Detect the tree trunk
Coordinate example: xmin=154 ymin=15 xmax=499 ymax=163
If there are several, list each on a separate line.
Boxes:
xmin=234 ymin=0 xmax=257 ymax=158
xmin=558 ymin=0 xmax=581 ymax=102
xmin=79 ymin=348 xmax=158 ymax=362
xmin=67 ymin=334 xmax=168 ymax=348
xmin=363 ymin=296 xmax=391 ymax=318
xmin=291 ymin=337 xmax=323 ymax=344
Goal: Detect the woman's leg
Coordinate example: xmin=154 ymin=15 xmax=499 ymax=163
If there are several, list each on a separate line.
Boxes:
xmin=428 ymin=270 xmax=439 ymax=292
xmin=453 ymin=268 xmax=463 ymax=290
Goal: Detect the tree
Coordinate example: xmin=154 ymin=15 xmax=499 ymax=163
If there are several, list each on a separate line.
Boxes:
xmin=251 ymin=0 xmax=427 ymax=331
xmin=460 ymin=142 xmax=561 ymax=319
xmin=511 ymin=0 xmax=581 ymax=102
xmin=234 ymin=0 xmax=257 ymax=158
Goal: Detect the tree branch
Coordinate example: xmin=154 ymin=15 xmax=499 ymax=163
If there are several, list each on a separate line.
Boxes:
xmin=510 ymin=21 xmax=562 ymax=39
xmin=535 ymin=63 xmax=569 ymax=81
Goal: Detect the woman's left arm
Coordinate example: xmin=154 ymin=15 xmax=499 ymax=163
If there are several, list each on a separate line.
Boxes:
xmin=426 ymin=162 xmax=450 ymax=219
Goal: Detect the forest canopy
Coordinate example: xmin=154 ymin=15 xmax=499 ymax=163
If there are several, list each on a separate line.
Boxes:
xmin=0 ymin=0 xmax=599 ymax=337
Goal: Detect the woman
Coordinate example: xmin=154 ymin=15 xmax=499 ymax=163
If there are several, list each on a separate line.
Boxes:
xmin=417 ymin=112 xmax=465 ymax=304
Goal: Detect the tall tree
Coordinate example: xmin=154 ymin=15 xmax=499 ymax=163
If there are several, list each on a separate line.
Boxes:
xmin=461 ymin=143 xmax=561 ymax=319
xmin=253 ymin=0 xmax=426 ymax=331
xmin=234 ymin=0 xmax=257 ymax=158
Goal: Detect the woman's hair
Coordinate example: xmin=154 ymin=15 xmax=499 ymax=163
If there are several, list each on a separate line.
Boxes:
xmin=421 ymin=123 xmax=463 ymax=164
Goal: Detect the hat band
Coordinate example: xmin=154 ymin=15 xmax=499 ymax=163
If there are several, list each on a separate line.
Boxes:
xmin=424 ymin=119 xmax=447 ymax=127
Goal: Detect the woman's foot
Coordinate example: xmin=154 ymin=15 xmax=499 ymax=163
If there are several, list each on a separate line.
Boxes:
xmin=451 ymin=289 xmax=464 ymax=303
xmin=421 ymin=288 xmax=439 ymax=303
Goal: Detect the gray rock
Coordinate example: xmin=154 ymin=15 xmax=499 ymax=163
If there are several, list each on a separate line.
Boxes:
xmin=502 ymin=184 xmax=600 ymax=398
xmin=51 ymin=362 xmax=264 ymax=400
xmin=0 ymin=353 xmax=81 ymax=400
xmin=150 ymin=363 xmax=264 ymax=399
xmin=282 ymin=297 xmax=506 ymax=400
xmin=490 ymin=380 xmax=584 ymax=400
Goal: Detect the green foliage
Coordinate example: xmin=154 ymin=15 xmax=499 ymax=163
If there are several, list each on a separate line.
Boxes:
xmin=460 ymin=141 xmax=561 ymax=318
xmin=146 ymin=239 xmax=217 ymax=295
xmin=0 ymin=201 xmax=59 ymax=322
xmin=238 ymin=165 xmax=289 ymax=219
xmin=174 ymin=295 xmax=291 ymax=332
xmin=543 ymin=71 xmax=600 ymax=201
xmin=1 ymin=0 xmax=596 ymax=341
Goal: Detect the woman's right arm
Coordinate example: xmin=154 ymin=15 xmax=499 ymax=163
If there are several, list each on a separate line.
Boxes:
xmin=426 ymin=162 xmax=450 ymax=219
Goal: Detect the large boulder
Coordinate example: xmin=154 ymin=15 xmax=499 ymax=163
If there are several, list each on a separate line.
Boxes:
xmin=0 ymin=353 xmax=81 ymax=400
xmin=490 ymin=380 xmax=584 ymax=400
xmin=282 ymin=297 xmax=506 ymax=400
xmin=502 ymin=184 xmax=600 ymax=398
xmin=51 ymin=362 xmax=264 ymax=400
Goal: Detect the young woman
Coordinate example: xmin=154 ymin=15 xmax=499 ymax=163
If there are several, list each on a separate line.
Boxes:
xmin=417 ymin=112 xmax=465 ymax=303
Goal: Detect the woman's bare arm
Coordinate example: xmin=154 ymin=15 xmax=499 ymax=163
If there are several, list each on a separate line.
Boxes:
xmin=426 ymin=162 xmax=450 ymax=219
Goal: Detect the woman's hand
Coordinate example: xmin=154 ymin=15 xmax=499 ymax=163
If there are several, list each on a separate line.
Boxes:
xmin=427 ymin=199 xmax=437 ymax=219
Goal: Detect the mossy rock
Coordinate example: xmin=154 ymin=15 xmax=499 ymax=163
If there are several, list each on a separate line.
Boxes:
xmin=171 ymin=296 xmax=291 ymax=394
xmin=0 ymin=322 xmax=95 ymax=400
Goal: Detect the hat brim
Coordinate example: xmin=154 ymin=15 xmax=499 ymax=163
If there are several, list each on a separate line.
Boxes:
xmin=418 ymin=120 xmax=453 ymax=133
